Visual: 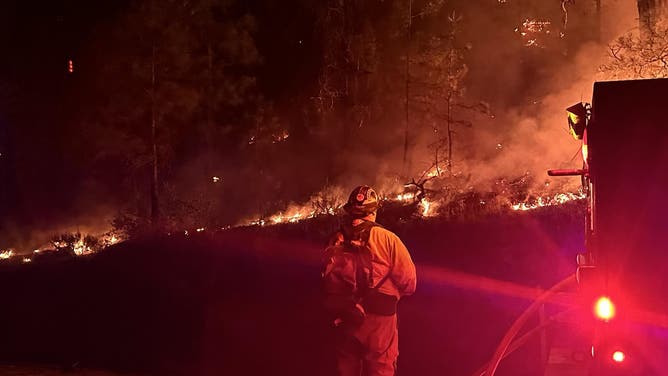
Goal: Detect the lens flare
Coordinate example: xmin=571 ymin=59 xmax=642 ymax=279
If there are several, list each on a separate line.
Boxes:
xmin=612 ymin=350 xmax=625 ymax=363
xmin=594 ymin=296 xmax=616 ymax=321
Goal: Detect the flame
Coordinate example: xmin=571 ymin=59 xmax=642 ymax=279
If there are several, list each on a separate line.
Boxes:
xmin=425 ymin=166 xmax=443 ymax=178
xmin=396 ymin=193 xmax=415 ymax=201
xmin=249 ymin=188 xmax=441 ymax=227
xmin=2 ymin=229 xmax=122 ymax=263
xmin=73 ymin=237 xmax=90 ymax=256
xmin=420 ymin=198 xmax=437 ymax=217
xmin=53 ymin=231 xmax=124 ymax=256
xmin=511 ymin=191 xmax=585 ymax=211
xmin=99 ymin=232 xmax=124 ymax=248
xmin=266 ymin=209 xmax=317 ymax=226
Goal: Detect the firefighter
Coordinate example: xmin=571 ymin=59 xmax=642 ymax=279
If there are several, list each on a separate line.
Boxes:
xmin=328 ymin=185 xmax=417 ymax=376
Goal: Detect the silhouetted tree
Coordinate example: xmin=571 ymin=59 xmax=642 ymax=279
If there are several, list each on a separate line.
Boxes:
xmin=637 ymin=0 xmax=667 ymax=36
xmin=83 ymin=0 xmax=262 ymax=231
xmin=601 ymin=18 xmax=668 ymax=78
xmin=410 ymin=11 xmax=471 ymax=175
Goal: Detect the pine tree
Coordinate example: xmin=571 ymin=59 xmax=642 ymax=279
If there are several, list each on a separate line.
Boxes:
xmin=81 ymin=0 xmax=262 ymax=230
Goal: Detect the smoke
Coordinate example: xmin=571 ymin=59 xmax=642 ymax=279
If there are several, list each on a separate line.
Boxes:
xmin=286 ymin=1 xmax=640 ymax=212
xmin=404 ymin=3 xmax=633 ymax=190
xmin=600 ymin=0 xmax=639 ymax=40
xmin=0 ymin=1 xmax=645 ymax=249
xmin=173 ymin=1 xmax=641 ymax=224
xmin=0 ymin=198 xmax=118 ymax=253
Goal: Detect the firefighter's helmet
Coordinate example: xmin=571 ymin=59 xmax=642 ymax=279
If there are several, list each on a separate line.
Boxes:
xmin=343 ymin=185 xmax=379 ymax=217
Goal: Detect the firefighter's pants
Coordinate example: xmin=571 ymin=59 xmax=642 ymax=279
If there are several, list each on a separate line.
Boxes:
xmin=336 ymin=313 xmax=398 ymax=376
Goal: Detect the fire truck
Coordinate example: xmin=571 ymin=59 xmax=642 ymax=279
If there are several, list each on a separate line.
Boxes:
xmin=567 ymin=78 xmax=668 ymax=375
xmin=555 ymin=78 xmax=668 ymax=375
xmin=483 ymin=78 xmax=668 ymax=376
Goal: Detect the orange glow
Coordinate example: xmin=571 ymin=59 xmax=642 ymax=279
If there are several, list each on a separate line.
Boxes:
xmin=594 ymin=296 xmax=616 ymax=321
xmin=420 ymin=198 xmax=431 ymax=216
xmin=511 ymin=191 xmax=585 ymax=211
xmin=582 ymin=131 xmax=588 ymax=162
xmin=612 ymin=350 xmax=625 ymax=363
xmin=582 ymin=143 xmax=588 ymax=162
xmin=68 ymin=59 xmax=74 ymax=73
xmin=515 ymin=19 xmax=553 ymax=48
xmin=395 ymin=192 xmax=415 ymax=201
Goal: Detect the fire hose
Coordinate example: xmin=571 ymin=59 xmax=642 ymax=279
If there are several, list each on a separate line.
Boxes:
xmin=473 ymin=307 xmax=576 ymax=376
xmin=477 ymin=274 xmax=577 ymax=376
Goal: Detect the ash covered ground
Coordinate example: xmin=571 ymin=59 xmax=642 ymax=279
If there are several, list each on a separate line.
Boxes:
xmin=0 ymin=202 xmax=584 ymax=376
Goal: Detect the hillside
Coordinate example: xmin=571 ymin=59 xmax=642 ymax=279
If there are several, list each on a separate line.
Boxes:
xmin=0 ymin=202 xmax=585 ymax=376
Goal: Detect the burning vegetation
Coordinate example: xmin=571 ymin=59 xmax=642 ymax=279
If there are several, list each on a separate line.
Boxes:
xmin=242 ymin=168 xmax=585 ymax=228
xmin=0 ymin=0 xmax=618 ymax=258
xmin=0 ymin=174 xmax=584 ymax=262
xmin=0 ymin=231 xmax=123 ymax=264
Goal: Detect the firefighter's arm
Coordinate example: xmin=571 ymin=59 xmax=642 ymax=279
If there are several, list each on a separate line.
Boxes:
xmin=390 ymin=234 xmax=417 ymax=296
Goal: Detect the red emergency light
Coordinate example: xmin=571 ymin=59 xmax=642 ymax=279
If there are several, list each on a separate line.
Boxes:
xmin=594 ymin=296 xmax=616 ymax=321
xmin=612 ymin=350 xmax=625 ymax=363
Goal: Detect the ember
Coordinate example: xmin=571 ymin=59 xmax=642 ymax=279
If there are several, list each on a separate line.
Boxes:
xmin=514 ymin=18 xmax=556 ymax=48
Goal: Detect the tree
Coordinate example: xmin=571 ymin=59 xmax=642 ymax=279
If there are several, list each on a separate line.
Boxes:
xmin=410 ymin=11 xmax=470 ymax=175
xmin=637 ymin=0 xmax=667 ymax=36
xmin=314 ymin=0 xmax=378 ymax=145
xmin=400 ymin=0 xmax=446 ymax=176
xmin=601 ymin=23 xmax=668 ymax=79
xmin=313 ymin=0 xmax=448 ymax=180
xmin=81 ymin=0 xmax=262 ymax=230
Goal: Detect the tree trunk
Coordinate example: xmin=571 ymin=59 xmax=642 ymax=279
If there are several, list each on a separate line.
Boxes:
xmin=207 ymin=43 xmax=214 ymax=169
xmin=637 ymin=0 xmax=661 ymax=36
xmin=594 ymin=0 xmax=602 ymax=41
xmin=403 ymin=0 xmax=412 ymax=176
xmin=447 ymin=93 xmax=453 ymax=172
xmin=150 ymin=44 xmax=160 ymax=225
xmin=205 ymin=42 xmax=215 ymax=223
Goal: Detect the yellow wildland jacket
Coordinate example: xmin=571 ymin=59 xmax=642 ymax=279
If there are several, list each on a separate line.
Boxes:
xmin=329 ymin=222 xmax=417 ymax=299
